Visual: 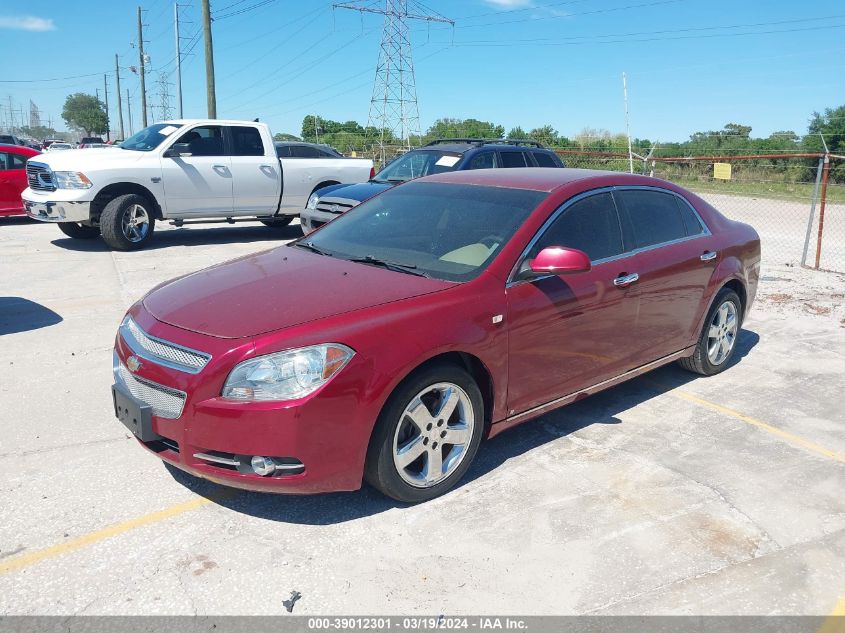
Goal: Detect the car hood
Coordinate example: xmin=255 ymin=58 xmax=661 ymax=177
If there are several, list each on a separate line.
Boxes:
xmin=317 ymin=181 xmax=394 ymax=204
xmin=29 ymin=147 xmax=143 ymax=170
xmin=143 ymin=246 xmax=455 ymax=339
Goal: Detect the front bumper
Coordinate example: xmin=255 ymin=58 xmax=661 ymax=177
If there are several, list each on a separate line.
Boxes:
xmin=112 ymin=307 xmax=373 ymax=494
xmin=24 ymin=197 xmax=92 ymax=223
xmin=300 ymin=208 xmax=341 ymax=234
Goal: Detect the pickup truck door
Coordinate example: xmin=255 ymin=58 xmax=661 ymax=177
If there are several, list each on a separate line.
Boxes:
xmin=159 ymin=125 xmax=233 ymax=217
xmin=226 ymin=125 xmax=280 ymax=216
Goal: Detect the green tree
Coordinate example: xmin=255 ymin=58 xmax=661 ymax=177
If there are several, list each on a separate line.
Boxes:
xmin=62 ymin=93 xmax=108 ymax=136
xmin=273 ymin=132 xmax=301 ymax=141
xmin=20 ymin=125 xmax=60 ymax=141
xmin=507 ymin=126 xmax=527 ymax=139
xmin=806 ymin=104 xmax=845 ymax=153
xmin=425 ymin=118 xmax=505 ymax=141
xmin=527 ymin=125 xmax=559 ymax=147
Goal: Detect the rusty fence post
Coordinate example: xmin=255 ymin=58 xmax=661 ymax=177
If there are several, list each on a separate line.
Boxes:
xmin=814 ymin=155 xmax=831 ymax=270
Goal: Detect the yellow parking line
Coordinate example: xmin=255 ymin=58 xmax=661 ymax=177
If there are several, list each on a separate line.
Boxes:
xmin=0 ymin=493 xmax=230 ymax=575
xmin=666 ymin=387 xmax=845 ymax=465
xmin=818 ymin=595 xmax=845 ymax=633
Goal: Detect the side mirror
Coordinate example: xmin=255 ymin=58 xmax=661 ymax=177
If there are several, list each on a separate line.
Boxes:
xmin=164 ymin=142 xmax=192 ymax=158
xmin=525 ymin=246 xmax=591 ymax=278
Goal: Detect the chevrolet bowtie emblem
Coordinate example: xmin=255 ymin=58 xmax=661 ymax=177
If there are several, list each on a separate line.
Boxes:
xmin=126 ymin=355 xmax=142 ymax=372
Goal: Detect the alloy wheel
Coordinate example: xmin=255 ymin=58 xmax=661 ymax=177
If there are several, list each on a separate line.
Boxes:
xmin=392 ymin=382 xmax=474 ymax=488
xmin=121 ymin=204 xmax=150 ymax=243
xmin=707 ymin=300 xmax=738 ymax=365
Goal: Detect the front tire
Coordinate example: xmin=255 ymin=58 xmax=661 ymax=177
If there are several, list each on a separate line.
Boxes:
xmin=678 ymin=287 xmax=742 ymax=376
xmin=57 ymin=222 xmax=100 ymax=239
xmin=100 ymin=194 xmax=155 ymax=251
xmin=365 ymin=364 xmax=485 ymax=503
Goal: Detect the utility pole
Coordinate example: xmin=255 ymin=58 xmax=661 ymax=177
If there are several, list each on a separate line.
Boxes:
xmin=127 ymin=88 xmax=134 ymax=136
xmin=174 ymin=2 xmax=184 ymax=118
xmin=115 ymin=54 xmax=125 ymax=139
xmin=201 ymin=0 xmax=216 ymax=118
xmin=138 ymin=6 xmax=148 ymax=127
xmin=103 ymin=74 xmax=110 ymax=142
xmin=334 ymin=1 xmax=453 ymax=160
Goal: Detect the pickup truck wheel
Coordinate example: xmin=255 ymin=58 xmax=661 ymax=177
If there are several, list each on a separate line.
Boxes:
xmin=260 ymin=217 xmax=293 ymax=228
xmin=365 ymin=363 xmax=484 ymax=503
xmin=57 ymin=222 xmax=100 ymax=239
xmin=100 ymin=194 xmax=155 ymax=251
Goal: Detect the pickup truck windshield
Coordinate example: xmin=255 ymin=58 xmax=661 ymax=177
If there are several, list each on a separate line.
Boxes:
xmin=297 ymin=181 xmax=546 ymax=282
xmin=120 ymin=123 xmax=182 ymax=151
xmin=373 ymin=150 xmax=463 ymax=184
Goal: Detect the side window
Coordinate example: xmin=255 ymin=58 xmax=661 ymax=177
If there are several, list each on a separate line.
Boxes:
xmin=468 ymin=152 xmax=496 ymax=170
xmin=499 ymin=151 xmax=527 ymax=168
xmin=11 ymin=154 xmax=28 ymax=169
xmin=532 ymin=151 xmax=557 ymax=167
xmin=230 ymin=126 xmax=265 ymax=156
xmin=676 ymin=197 xmax=705 ymax=236
xmin=617 ymin=190 xmax=688 ymax=248
xmin=175 ymin=125 xmax=224 ymax=156
xmin=0 ymin=152 xmax=9 ymax=171
xmin=275 ymin=145 xmax=291 ymax=157
xmin=292 ymin=145 xmax=320 ymax=158
xmin=529 ymin=192 xmax=624 ymax=262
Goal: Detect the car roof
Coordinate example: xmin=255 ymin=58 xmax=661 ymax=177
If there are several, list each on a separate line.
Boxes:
xmin=0 ymin=143 xmax=37 ymax=152
xmin=418 ymin=167 xmax=665 ymax=192
xmin=412 ymin=142 xmax=552 ymax=155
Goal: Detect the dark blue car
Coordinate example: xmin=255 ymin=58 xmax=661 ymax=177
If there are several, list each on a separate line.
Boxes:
xmin=300 ymin=139 xmax=564 ymax=234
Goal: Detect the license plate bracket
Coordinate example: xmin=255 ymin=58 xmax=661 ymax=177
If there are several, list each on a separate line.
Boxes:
xmin=112 ymin=385 xmax=160 ymax=442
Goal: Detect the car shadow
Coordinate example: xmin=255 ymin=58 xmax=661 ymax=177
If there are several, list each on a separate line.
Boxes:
xmin=0 ymin=216 xmax=37 ymax=226
xmin=0 ymin=297 xmax=63 ymax=335
xmin=48 ymin=223 xmax=302 ymax=252
xmin=166 ymin=328 xmax=760 ymax=525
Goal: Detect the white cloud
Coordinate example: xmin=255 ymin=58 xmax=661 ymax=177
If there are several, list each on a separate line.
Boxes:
xmin=482 ymin=0 xmax=533 ymax=8
xmin=0 ymin=15 xmax=56 ymax=32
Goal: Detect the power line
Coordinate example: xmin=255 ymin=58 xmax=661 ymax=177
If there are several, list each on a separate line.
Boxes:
xmin=214 ymin=0 xmax=276 ymax=20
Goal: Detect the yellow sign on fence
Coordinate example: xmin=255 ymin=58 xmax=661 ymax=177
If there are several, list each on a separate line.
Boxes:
xmin=713 ymin=162 xmax=732 ymax=180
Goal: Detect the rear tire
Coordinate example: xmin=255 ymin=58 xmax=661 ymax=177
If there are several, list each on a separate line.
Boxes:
xmin=365 ymin=363 xmax=485 ymax=503
xmin=57 ymin=222 xmax=100 ymax=239
xmin=100 ymin=194 xmax=155 ymax=251
xmin=678 ymin=287 xmax=742 ymax=376
xmin=260 ymin=216 xmax=293 ymax=228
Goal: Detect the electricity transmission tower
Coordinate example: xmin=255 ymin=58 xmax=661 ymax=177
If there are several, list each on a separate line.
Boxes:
xmin=334 ymin=0 xmax=453 ymax=159
xmin=155 ymin=73 xmax=174 ymax=121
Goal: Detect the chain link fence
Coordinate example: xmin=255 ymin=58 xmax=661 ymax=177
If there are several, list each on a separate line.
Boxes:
xmin=556 ymin=150 xmax=845 ymax=273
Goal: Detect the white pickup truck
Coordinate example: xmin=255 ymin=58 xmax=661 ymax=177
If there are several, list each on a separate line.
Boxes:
xmin=22 ymin=119 xmax=373 ymax=250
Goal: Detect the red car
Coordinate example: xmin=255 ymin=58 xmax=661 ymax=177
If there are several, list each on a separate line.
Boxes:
xmin=0 ymin=144 xmax=39 ymax=216
xmin=112 ymin=169 xmax=760 ymax=503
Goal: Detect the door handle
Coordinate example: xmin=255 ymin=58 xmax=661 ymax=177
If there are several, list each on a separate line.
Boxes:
xmin=700 ymin=250 xmax=717 ymax=262
xmin=613 ymin=272 xmax=639 ymax=287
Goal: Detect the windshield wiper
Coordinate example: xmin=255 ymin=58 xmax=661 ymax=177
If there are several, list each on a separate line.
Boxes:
xmin=346 ymin=255 xmax=430 ymax=277
xmin=293 ymin=241 xmax=333 ymax=256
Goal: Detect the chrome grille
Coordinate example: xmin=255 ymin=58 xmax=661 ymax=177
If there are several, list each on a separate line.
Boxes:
xmin=120 ymin=316 xmax=210 ymax=373
xmin=116 ymin=361 xmax=186 ymax=420
xmin=26 ymin=162 xmax=56 ymax=191
xmin=316 ymin=200 xmax=355 ymax=215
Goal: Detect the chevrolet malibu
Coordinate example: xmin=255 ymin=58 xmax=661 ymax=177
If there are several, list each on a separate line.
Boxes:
xmin=112 ymin=168 xmax=760 ymax=503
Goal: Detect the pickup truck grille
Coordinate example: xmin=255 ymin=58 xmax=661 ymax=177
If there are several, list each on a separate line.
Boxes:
xmin=26 ymin=162 xmax=56 ymax=192
xmin=316 ymin=200 xmax=356 ymax=215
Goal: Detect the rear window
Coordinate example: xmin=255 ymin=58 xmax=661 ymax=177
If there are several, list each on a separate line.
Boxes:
xmin=230 ymin=126 xmax=265 ymax=156
xmin=500 ymin=151 xmax=527 ymax=168
xmin=617 ymin=190 xmax=688 ymax=248
xmin=532 ymin=151 xmax=558 ymax=167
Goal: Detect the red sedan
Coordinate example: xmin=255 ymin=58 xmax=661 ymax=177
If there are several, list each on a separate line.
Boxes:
xmin=112 ymin=168 xmax=760 ymax=503
xmin=0 ymin=144 xmax=39 ymax=217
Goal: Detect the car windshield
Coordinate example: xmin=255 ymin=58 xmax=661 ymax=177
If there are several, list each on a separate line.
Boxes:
xmin=373 ymin=150 xmax=464 ymax=184
xmin=120 ymin=123 xmax=182 ymax=151
xmin=296 ymin=181 xmax=546 ymax=282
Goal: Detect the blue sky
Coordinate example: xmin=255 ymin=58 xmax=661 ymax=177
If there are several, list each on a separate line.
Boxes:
xmin=1 ymin=0 xmax=843 ymax=142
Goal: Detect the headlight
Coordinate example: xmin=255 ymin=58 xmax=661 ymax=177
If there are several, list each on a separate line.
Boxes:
xmin=306 ymin=193 xmax=319 ymax=210
xmin=222 ymin=343 xmax=354 ymax=402
xmin=54 ymin=171 xmax=93 ymax=189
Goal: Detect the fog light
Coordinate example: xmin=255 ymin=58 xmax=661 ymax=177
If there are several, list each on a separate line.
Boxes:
xmin=251 ymin=455 xmax=276 ymax=476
